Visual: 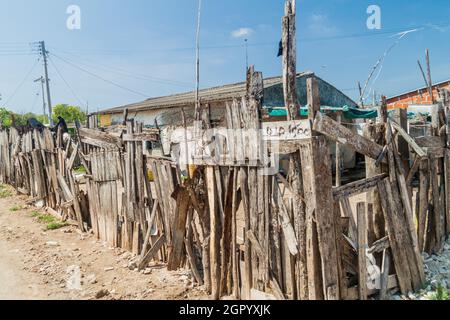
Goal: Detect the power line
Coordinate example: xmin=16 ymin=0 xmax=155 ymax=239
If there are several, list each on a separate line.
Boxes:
xmin=50 ymin=53 xmax=151 ymax=98
xmin=48 ymin=47 xmax=193 ymax=87
xmin=45 ymin=21 xmax=450 ymax=56
xmin=31 ymin=91 xmax=41 ymax=110
xmin=3 ymin=58 xmax=40 ymax=107
xmin=48 ymin=55 xmax=86 ymax=108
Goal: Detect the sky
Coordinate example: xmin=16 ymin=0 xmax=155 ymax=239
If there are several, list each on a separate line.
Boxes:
xmin=0 ymin=0 xmax=449 ymax=114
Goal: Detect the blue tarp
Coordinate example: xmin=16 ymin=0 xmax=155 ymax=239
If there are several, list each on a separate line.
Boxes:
xmin=267 ymin=105 xmax=379 ymax=119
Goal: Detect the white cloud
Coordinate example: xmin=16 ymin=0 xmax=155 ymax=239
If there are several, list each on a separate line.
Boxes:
xmin=231 ymin=27 xmax=254 ymax=39
xmin=308 ymin=14 xmax=337 ymax=36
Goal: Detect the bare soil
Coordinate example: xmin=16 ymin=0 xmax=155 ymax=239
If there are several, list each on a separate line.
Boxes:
xmin=0 ymin=188 xmax=208 ymax=300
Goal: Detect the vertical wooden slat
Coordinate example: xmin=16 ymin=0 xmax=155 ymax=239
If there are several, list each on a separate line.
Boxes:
xmin=357 ymin=203 xmax=367 ymax=300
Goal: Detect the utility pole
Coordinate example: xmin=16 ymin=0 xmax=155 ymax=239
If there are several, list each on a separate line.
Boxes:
xmin=426 ymin=49 xmax=435 ymax=104
xmin=34 ymin=77 xmax=47 ymax=122
xmin=244 ymin=38 xmax=249 ymax=71
xmin=38 ymin=41 xmax=54 ymax=126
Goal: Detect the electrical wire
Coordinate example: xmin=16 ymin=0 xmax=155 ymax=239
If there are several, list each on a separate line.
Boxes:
xmin=48 ymin=48 xmax=193 ymax=87
xmin=3 ymin=58 xmax=40 ymax=107
xmin=48 ymin=55 xmax=86 ymax=108
xmin=31 ymin=91 xmax=40 ymax=111
xmin=45 ymin=21 xmax=450 ymax=56
xmin=49 ymin=53 xmax=151 ymax=98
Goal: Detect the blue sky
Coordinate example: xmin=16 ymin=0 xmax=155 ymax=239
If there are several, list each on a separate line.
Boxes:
xmin=0 ymin=0 xmax=449 ymax=114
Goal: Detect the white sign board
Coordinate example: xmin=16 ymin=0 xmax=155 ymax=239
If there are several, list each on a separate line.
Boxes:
xmin=261 ymin=120 xmax=311 ymax=141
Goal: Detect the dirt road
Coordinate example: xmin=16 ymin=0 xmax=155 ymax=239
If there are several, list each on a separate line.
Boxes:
xmin=0 ymin=188 xmax=207 ymax=300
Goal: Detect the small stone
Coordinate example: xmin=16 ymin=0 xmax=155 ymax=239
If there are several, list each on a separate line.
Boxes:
xmin=179 ymin=275 xmax=189 ymax=282
xmin=86 ymin=274 xmax=97 ymax=285
xmin=128 ymin=261 xmax=137 ymax=270
xmin=46 ymin=241 xmax=59 ymax=247
xmin=104 ymin=267 xmax=114 ymax=272
xmin=144 ymin=268 xmax=152 ymax=275
xmin=95 ymin=289 xmax=110 ymax=299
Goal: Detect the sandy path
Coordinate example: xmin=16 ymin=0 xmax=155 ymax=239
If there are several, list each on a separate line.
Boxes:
xmin=0 ymin=188 xmax=208 ymax=300
xmin=0 ymin=239 xmax=49 ymax=299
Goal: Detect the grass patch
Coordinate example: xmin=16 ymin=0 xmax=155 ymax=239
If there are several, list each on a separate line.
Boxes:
xmin=30 ymin=211 xmax=41 ymax=218
xmin=429 ymin=284 xmax=450 ymax=301
xmin=0 ymin=184 xmax=12 ymax=198
xmin=74 ymin=166 xmax=87 ymax=175
xmin=46 ymin=221 xmax=69 ymax=231
xmin=9 ymin=205 xmax=23 ymax=212
xmin=37 ymin=214 xmax=57 ymax=224
xmin=32 ymin=212 xmax=69 ymax=231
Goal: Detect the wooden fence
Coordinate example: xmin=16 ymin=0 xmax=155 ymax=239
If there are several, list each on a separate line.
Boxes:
xmin=0 ymin=81 xmax=449 ymax=300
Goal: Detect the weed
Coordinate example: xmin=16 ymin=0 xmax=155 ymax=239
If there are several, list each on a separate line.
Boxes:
xmin=9 ymin=205 xmax=23 ymax=212
xmin=32 ymin=212 xmax=68 ymax=231
xmin=74 ymin=166 xmax=87 ymax=175
xmin=0 ymin=184 xmax=12 ymax=198
xmin=430 ymin=284 xmax=449 ymax=301
xmin=46 ymin=222 xmax=69 ymax=231
xmin=37 ymin=214 xmax=57 ymax=224
xmin=30 ymin=211 xmax=41 ymax=218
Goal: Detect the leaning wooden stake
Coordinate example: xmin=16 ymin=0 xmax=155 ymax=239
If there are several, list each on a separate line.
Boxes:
xmin=281 ymin=0 xmax=308 ymax=300
xmin=300 ymin=76 xmax=340 ymax=300
xmin=357 ymin=203 xmax=368 ymax=300
xmin=206 ymin=167 xmax=221 ymax=300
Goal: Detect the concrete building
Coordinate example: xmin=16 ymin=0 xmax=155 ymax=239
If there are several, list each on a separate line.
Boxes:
xmin=95 ymin=72 xmax=360 ymax=171
xmin=386 ymin=79 xmax=450 ymax=111
xmin=95 ymin=72 xmax=358 ymax=128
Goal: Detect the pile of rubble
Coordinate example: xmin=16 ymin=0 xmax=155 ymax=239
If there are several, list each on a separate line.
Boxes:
xmin=393 ymin=239 xmax=450 ymax=300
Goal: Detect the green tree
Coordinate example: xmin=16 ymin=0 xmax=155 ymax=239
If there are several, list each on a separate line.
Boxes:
xmin=53 ymin=104 xmax=87 ymax=124
xmin=0 ymin=108 xmax=49 ymax=128
xmin=0 ymin=108 xmax=13 ymax=128
xmin=13 ymin=113 xmax=49 ymax=127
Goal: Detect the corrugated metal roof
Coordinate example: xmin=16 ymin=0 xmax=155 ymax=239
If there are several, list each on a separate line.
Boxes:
xmin=387 ymin=78 xmax=450 ymax=101
xmin=96 ymin=72 xmax=313 ymax=115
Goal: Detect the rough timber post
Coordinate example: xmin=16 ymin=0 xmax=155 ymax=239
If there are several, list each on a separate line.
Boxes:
xmin=281 ymin=0 xmax=308 ymax=300
xmin=363 ymin=98 xmax=387 ymax=241
xmin=441 ymin=89 xmax=450 ymax=236
xmin=300 ymin=75 xmax=340 ymax=300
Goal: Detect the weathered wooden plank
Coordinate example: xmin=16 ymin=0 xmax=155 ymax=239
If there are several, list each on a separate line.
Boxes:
xmin=445 ymin=149 xmax=450 ymax=236
xmin=122 ymin=132 xmax=159 ymax=142
xmin=246 ymin=230 xmax=264 ymax=259
xmin=389 ymin=123 xmax=425 ymax=285
xmin=415 ymin=135 xmax=445 ymax=149
xmin=334 ymin=201 xmax=347 ymax=300
xmin=418 ymin=159 xmax=430 ymax=251
xmin=239 ymin=167 xmax=251 ymax=300
xmin=137 ymin=235 xmax=166 ymax=270
xmin=346 ymin=274 xmax=399 ymax=299
xmin=368 ymin=236 xmax=390 ymax=255
xmin=206 ymin=167 xmax=221 ymax=300
xmin=377 ymin=179 xmax=413 ymax=294
xmin=220 ymin=169 xmax=234 ymax=296
xmin=406 ymin=155 xmax=421 ymax=185
xmin=332 ymin=174 xmax=388 ymax=201
xmin=79 ymin=128 xmax=122 ymax=146
xmin=357 ymin=203 xmax=368 ymax=300
xmin=390 ymin=121 xmax=426 ymax=158
xmin=379 ymin=249 xmax=391 ymax=300
xmin=430 ymin=157 xmax=445 ymax=251
xmin=340 ymin=197 xmax=357 ymax=241
xmin=299 ymin=135 xmax=339 ymax=300
xmin=274 ymin=182 xmax=299 ymax=255
xmin=313 ymin=113 xmax=385 ymax=162
xmin=167 ymin=187 xmax=190 ymax=271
